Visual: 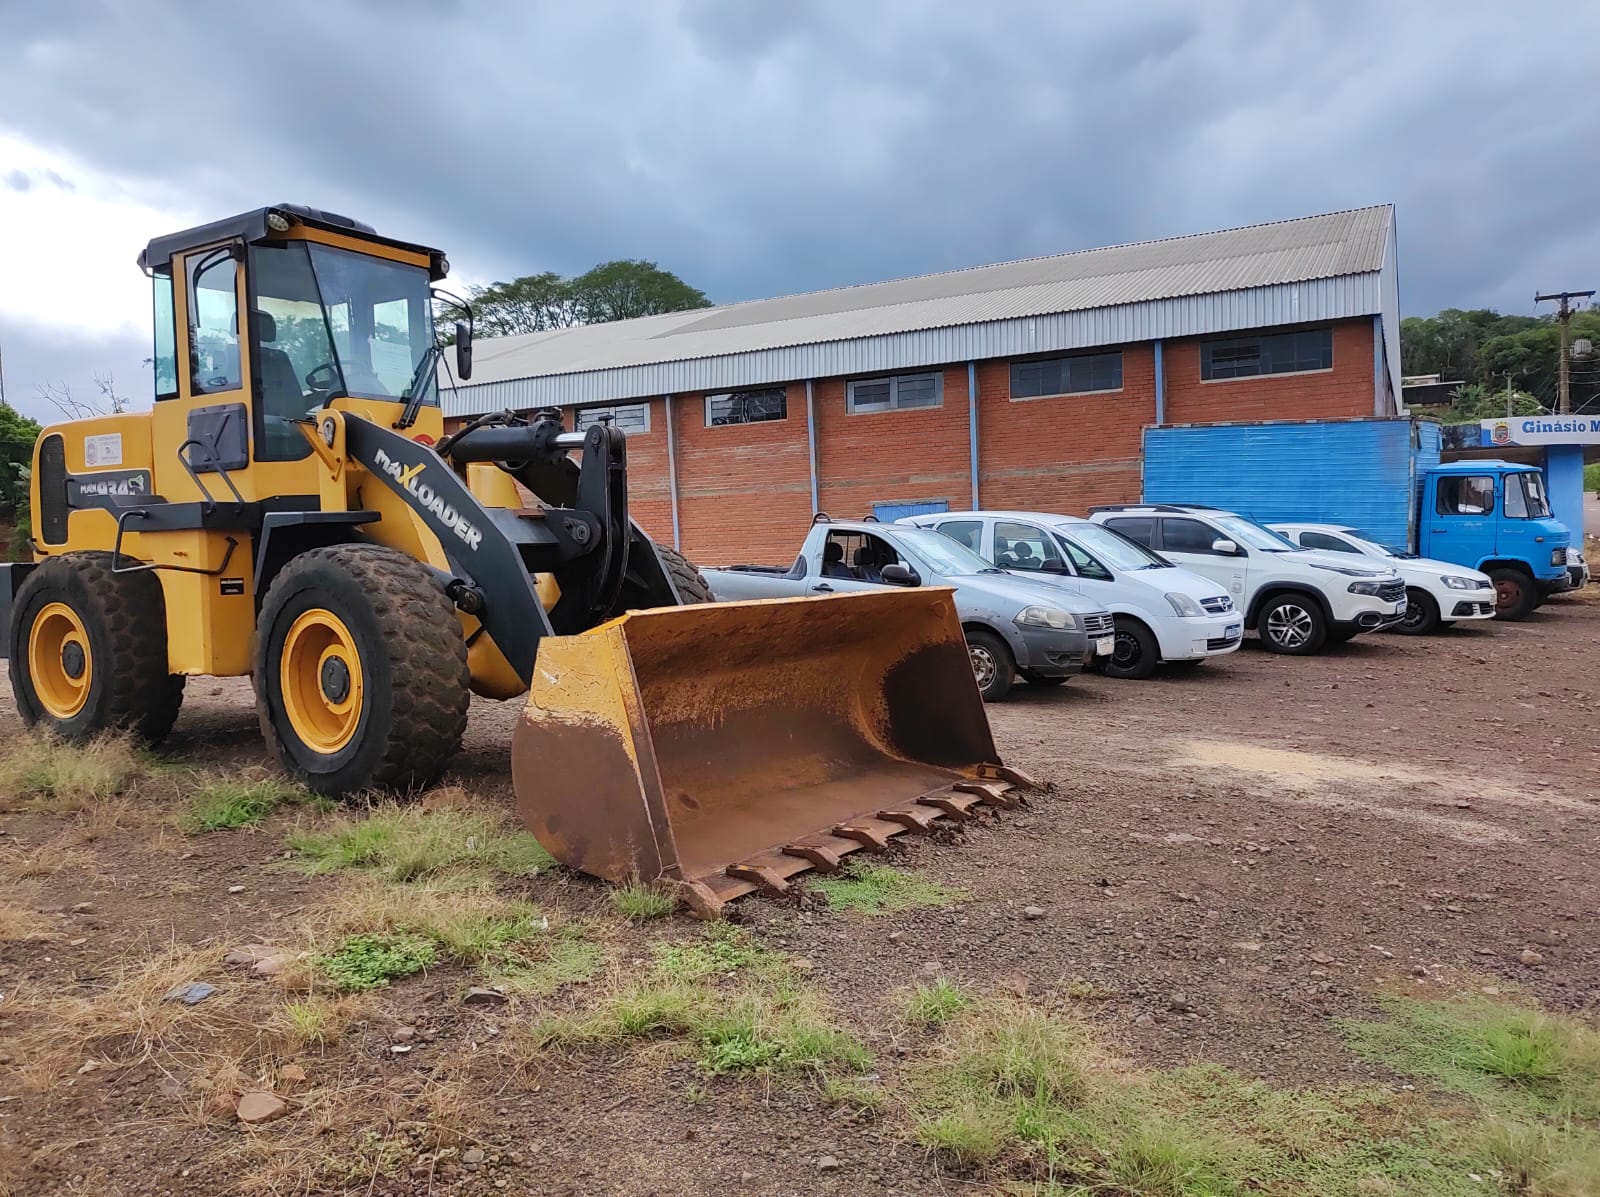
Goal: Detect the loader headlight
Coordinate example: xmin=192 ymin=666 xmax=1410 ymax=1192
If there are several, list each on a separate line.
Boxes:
xmin=266 ymin=210 xmax=291 ymax=232
xmin=1347 ymin=581 xmax=1386 ymax=596
xmin=1164 ymin=592 xmax=1203 ymax=618
xmin=1015 ymin=605 xmax=1076 ymax=631
xmin=1442 ymin=575 xmax=1478 ymax=590
xmin=1552 ymin=548 xmax=1567 ymax=567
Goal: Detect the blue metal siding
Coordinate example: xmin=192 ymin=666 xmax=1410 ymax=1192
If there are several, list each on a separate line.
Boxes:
xmin=1142 ymin=418 xmax=1426 ymax=549
xmin=873 ymin=500 xmax=949 ymax=522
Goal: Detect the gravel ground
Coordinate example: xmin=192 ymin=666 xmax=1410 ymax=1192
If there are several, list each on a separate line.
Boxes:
xmin=1 ymin=589 xmax=1596 ymax=1195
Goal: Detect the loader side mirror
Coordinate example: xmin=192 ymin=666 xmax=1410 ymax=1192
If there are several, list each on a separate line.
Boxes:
xmin=880 ymin=563 xmax=919 ymax=586
xmin=454 ymin=322 xmax=473 ymax=380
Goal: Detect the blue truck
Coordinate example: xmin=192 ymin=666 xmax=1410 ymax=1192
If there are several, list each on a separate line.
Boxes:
xmin=1142 ymin=417 xmax=1572 ymax=620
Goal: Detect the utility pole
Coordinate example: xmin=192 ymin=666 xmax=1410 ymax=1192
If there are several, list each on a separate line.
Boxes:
xmin=1535 ymin=289 xmax=1595 ymax=413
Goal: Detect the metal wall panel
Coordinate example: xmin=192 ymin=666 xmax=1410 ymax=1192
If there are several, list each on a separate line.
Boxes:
xmin=1141 ymin=417 xmax=1423 ymax=550
xmin=443 ymin=275 xmax=1385 ymax=417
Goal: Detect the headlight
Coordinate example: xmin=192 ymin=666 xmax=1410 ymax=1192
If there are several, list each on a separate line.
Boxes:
xmin=1014 ymin=605 xmax=1076 ymax=630
xmin=1164 ymin=592 xmax=1203 ymax=617
xmin=1442 ymin=576 xmax=1478 ymax=590
xmin=1347 ymin=581 xmax=1386 ymax=596
xmin=1552 ymin=549 xmax=1566 ymax=567
xmin=1567 ymin=548 xmax=1585 ymax=565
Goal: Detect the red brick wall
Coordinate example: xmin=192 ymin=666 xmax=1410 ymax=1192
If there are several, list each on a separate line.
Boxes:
xmin=445 ymin=318 xmax=1379 ymax=568
xmin=675 ymin=384 xmax=813 ymax=566
xmin=1163 ymin=319 xmax=1375 ymax=425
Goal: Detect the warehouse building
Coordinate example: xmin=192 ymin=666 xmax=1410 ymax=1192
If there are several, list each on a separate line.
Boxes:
xmin=442 ymin=205 xmax=1401 ymax=564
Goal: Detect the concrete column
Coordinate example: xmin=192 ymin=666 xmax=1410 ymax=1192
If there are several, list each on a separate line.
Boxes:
xmin=664 ymin=394 xmax=681 ymax=549
xmin=805 ymin=379 xmax=820 ymax=514
xmin=967 ymin=361 xmax=980 ymax=508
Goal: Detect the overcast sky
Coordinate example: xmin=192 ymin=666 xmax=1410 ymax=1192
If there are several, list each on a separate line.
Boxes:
xmin=1 ymin=0 xmax=1594 ymax=421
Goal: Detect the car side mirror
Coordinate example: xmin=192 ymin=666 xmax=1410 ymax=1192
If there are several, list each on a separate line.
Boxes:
xmin=454 ymin=321 xmax=473 ymax=380
xmin=880 ymin=563 xmax=919 ymax=586
xmin=1211 ymin=538 xmax=1239 ymax=556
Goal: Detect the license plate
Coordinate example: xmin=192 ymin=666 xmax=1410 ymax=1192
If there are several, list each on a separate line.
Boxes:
xmin=1225 ymin=623 xmax=1241 ymax=638
xmin=1095 ymin=636 xmax=1115 ymax=658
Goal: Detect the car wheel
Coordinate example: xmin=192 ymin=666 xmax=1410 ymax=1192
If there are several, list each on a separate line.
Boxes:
xmin=1102 ymin=616 xmax=1158 ymax=680
xmin=1258 ymin=594 xmax=1327 ymax=655
xmin=1488 ymin=568 xmax=1537 ymax=621
xmin=965 ymin=629 xmax=1015 ymax=702
xmin=1394 ymin=588 xmax=1440 ymax=635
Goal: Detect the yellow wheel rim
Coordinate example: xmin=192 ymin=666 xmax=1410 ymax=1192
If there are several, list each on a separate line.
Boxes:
xmin=280 ymin=609 xmax=365 ymax=755
xmin=28 ymin=602 xmax=93 ymax=720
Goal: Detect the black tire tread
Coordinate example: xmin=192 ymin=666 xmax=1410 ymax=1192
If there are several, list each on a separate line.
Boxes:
xmin=1256 ymin=591 xmax=1328 ymax=655
xmin=654 ymin=543 xmax=715 ymax=604
xmin=9 ymin=550 xmax=183 ymax=742
xmin=255 ymin=544 xmax=470 ymax=794
xmin=1488 ymin=568 xmax=1537 ymax=621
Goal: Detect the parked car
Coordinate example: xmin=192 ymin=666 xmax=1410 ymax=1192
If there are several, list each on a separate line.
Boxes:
xmin=896 ymin=510 xmax=1242 ymax=679
xmin=1567 ymin=546 xmax=1591 ymax=590
xmin=1268 ymin=522 xmax=1497 ymax=635
xmin=1087 ymin=504 xmax=1406 ymax=655
xmin=702 ymin=517 xmax=1116 ymax=700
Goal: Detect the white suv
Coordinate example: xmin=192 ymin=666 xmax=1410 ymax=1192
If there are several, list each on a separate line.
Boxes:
xmin=899 ymin=510 xmax=1242 ymax=679
xmin=1268 ymin=522 xmax=1496 ymax=635
xmin=1087 ymin=504 xmax=1406 ymax=655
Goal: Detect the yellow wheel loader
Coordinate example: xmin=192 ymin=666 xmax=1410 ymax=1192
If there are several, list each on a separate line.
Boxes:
xmin=0 ymin=205 xmax=1032 ymax=913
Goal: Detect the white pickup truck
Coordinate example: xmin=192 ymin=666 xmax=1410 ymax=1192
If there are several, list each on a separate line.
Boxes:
xmin=701 ymin=518 xmax=1116 ymax=700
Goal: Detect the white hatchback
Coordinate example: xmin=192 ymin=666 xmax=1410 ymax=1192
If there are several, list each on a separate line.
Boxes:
xmin=1269 ymin=522 xmax=1497 ymax=634
xmin=899 ymin=511 xmax=1242 ymax=679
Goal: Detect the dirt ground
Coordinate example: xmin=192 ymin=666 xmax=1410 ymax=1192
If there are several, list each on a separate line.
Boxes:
xmin=1 ymin=590 xmax=1597 ymax=1196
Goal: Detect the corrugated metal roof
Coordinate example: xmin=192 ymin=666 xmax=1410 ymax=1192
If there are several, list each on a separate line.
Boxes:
xmin=444 ymin=205 xmax=1394 ymax=413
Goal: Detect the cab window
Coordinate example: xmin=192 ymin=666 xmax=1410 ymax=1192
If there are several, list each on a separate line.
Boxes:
xmin=995 ymin=521 xmax=1063 ymax=571
xmin=1437 ymin=475 xmax=1495 ymax=516
xmin=934 ymin=519 xmax=983 ymax=552
xmin=151 ymin=270 xmax=179 ymax=399
xmin=822 ymin=530 xmax=905 ymax=583
xmin=1058 ymin=538 xmax=1113 ymax=581
xmin=1504 ymin=476 xmax=1528 ymax=518
xmin=1160 ymin=517 xmax=1226 ymax=554
xmin=187 ymin=250 xmax=241 ymax=394
xmin=1300 ymin=530 xmax=1359 ymax=553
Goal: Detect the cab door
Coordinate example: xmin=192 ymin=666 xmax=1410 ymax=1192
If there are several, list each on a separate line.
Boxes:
xmin=1426 ymin=472 xmax=1496 ymax=568
xmin=1153 ymin=516 xmax=1247 ymax=599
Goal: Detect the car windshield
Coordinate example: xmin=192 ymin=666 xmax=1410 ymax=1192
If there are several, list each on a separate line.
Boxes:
xmin=1212 ymin=514 xmax=1299 ymax=552
xmin=1058 ymin=522 xmax=1170 ymax=570
xmin=891 ymin=527 xmax=999 ymax=575
xmin=1518 ymin=471 xmax=1553 ymax=518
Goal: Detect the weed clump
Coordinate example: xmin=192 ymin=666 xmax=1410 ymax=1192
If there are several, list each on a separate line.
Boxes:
xmin=181 ymin=776 xmax=315 ymax=832
xmin=809 ymin=862 xmax=959 ymax=915
xmin=610 ymin=879 xmax=676 ymax=921
xmin=318 ymin=932 xmax=438 ymax=992
xmin=285 ymin=805 xmax=553 ymax=881
xmin=901 ymin=978 xmax=972 ymax=1028
xmin=0 ymin=733 xmax=147 ymax=811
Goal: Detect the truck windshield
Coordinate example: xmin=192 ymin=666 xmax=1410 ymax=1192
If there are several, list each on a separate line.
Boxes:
xmin=1059 ymin=522 xmax=1170 ymax=570
xmin=1212 ymin=514 xmax=1299 ymax=552
xmin=892 ymin=527 xmax=998 ymax=575
xmin=1514 ymin=472 xmax=1552 ymax=519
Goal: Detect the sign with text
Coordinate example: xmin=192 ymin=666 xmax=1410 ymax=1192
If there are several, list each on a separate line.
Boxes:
xmin=1480 ymin=416 xmax=1600 ymax=447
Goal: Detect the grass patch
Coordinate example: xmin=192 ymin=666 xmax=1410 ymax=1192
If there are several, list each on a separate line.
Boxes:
xmin=0 ymin=898 xmax=51 ymax=943
xmin=821 ymin=1074 xmax=888 ymax=1115
xmin=904 ymin=995 xmax=1600 ymax=1195
xmin=318 ymin=932 xmax=438 ymax=992
xmin=610 ymin=878 xmax=676 ymax=921
xmin=274 ymin=994 xmax=366 ymax=1051
xmin=0 ymin=733 xmax=147 ymax=812
xmin=809 ymin=861 xmax=959 ymax=915
xmin=180 ymin=776 xmax=315 ymax=832
xmin=902 ymin=978 xmax=972 ymax=1028
xmin=529 ymin=924 xmax=868 ymax=1081
xmin=285 ymin=805 xmax=553 ymax=882
xmin=490 ymin=930 xmax=608 ymax=996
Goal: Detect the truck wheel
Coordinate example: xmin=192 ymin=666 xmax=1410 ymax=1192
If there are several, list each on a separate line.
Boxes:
xmin=1395 ymin=588 xmax=1440 ymax=635
xmin=255 ymin=544 xmax=470 ymax=797
xmin=1488 ymin=568 xmax=1536 ymax=621
xmin=1257 ymin=594 xmax=1327 ymax=655
xmin=1102 ymin=616 xmax=1158 ymax=680
xmin=654 ymin=543 xmax=714 ymax=604
xmin=965 ymin=629 xmax=1015 ymax=702
xmin=9 ymin=551 xmax=184 ymax=743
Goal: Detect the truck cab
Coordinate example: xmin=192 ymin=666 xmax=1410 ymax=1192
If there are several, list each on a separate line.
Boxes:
xmin=1418 ymin=461 xmax=1570 ymax=619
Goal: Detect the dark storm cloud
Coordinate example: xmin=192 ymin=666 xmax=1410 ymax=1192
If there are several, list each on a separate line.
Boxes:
xmin=0 ymin=0 xmax=1595 ymax=373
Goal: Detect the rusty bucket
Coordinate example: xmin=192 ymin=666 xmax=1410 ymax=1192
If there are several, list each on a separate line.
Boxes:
xmin=509 ymin=588 xmax=1031 ymax=915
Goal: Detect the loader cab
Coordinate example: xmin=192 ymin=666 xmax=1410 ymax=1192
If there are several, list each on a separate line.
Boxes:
xmin=142 ymin=205 xmax=453 ymax=495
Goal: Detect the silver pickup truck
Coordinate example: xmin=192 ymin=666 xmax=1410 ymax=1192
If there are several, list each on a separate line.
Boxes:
xmin=702 ymin=517 xmax=1115 ymax=700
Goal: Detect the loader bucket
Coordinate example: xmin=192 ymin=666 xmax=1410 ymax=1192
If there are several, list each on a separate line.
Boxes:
xmin=510 ymin=588 xmax=1033 ymax=915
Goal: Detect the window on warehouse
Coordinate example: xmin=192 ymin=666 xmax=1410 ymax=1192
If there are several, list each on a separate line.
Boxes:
xmin=573 ymin=403 xmax=651 ymax=435
xmin=706 ymin=387 xmax=787 ymax=426
xmin=1009 ymin=351 xmax=1123 ymax=399
xmin=846 ymin=372 xmax=942 ymax=413
xmin=1200 ymin=327 xmax=1333 ymax=380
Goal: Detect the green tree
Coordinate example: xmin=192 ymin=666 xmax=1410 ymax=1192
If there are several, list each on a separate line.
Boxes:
xmin=452 ymin=260 xmax=711 ymax=340
xmin=1440 ymin=382 xmax=1543 ymax=421
xmin=0 ymin=401 xmax=42 ymax=562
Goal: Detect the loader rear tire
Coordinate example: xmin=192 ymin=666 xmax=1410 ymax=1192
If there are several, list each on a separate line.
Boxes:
xmin=254 ymin=544 xmax=470 ymax=797
xmin=654 ymin=544 xmax=714 ymax=604
xmin=9 ymin=550 xmax=184 ymax=743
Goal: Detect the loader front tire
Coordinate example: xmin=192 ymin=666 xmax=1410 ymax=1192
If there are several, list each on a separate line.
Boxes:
xmin=654 ymin=544 xmax=715 ymax=604
xmin=9 ymin=551 xmax=183 ymax=743
xmin=255 ymin=544 xmax=470 ymax=797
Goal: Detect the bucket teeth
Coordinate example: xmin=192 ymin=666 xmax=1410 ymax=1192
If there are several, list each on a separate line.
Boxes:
xmin=954 ymin=779 xmax=1019 ymax=808
xmin=876 ymin=807 xmax=943 ymax=833
xmin=917 ymin=793 xmax=982 ymax=821
xmin=832 ymin=822 xmax=893 ymax=852
xmin=783 ymin=843 xmax=844 ymax=873
xmin=725 ymin=863 xmax=791 ymax=895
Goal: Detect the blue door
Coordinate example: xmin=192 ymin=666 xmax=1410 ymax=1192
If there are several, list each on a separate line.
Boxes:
xmin=873 ymin=500 xmax=949 ymax=522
